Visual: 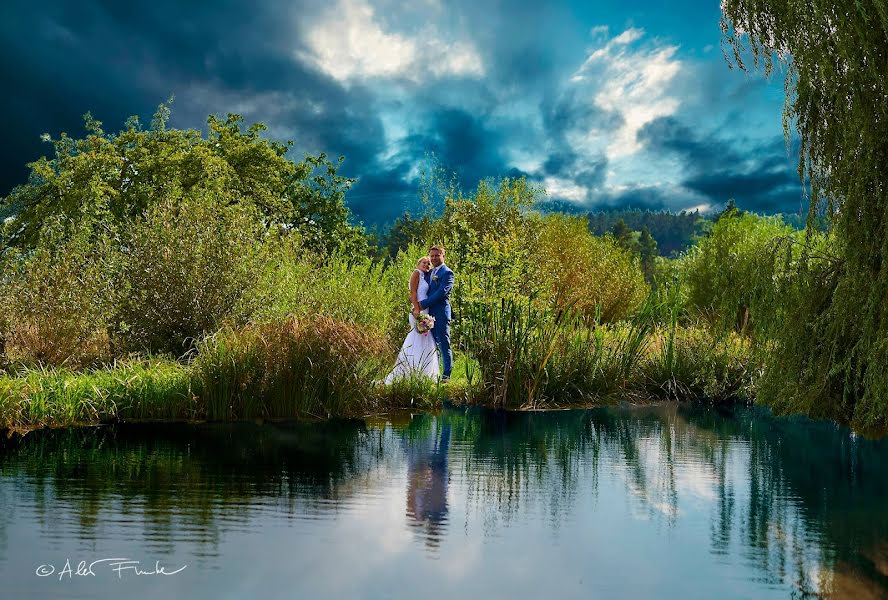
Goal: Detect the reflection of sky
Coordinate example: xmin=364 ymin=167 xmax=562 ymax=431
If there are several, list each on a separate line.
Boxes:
xmin=0 ymin=408 xmax=881 ymax=599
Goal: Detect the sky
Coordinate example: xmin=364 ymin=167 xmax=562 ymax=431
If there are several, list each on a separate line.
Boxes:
xmin=0 ymin=0 xmax=806 ymax=226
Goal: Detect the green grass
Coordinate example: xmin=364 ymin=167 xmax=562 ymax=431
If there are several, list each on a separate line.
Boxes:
xmin=0 ymin=312 xmax=754 ymax=432
xmin=0 ymin=358 xmax=196 ymax=431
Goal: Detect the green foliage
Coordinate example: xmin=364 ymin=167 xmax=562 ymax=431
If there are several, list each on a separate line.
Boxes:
xmin=378 ymin=212 xmax=434 ymax=261
xmin=681 ymin=210 xmax=795 ymax=334
xmin=638 ymin=226 xmax=658 ymax=285
xmin=430 ymin=179 xmax=646 ymax=325
xmin=639 ymin=325 xmax=754 ymax=402
xmin=536 ymin=214 xmax=648 ymax=321
xmin=722 ymin=0 xmax=888 ymax=429
xmin=0 ymin=213 xmax=115 ymax=367
xmin=0 ymin=358 xmax=194 ymax=430
xmin=248 ymin=240 xmax=410 ymax=354
xmin=0 ymin=103 xmax=366 ymax=256
xmin=114 ymin=190 xmax=272 ymax=355
xmin=610 ymin=218 xmax=638 ymax=253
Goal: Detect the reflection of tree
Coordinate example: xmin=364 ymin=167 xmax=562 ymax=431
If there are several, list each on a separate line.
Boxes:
xmin=678 ymin=404 xmax=888 ymax=597
xmin=0 ymin=420 xmax=388 ymax=555
xmin=450 ymin=408 xmax=598 ymax=530
xmin=402 ymin=415 xmax=450 ymax=550
xmin=1 ymin=406 xmax=887 ymax=597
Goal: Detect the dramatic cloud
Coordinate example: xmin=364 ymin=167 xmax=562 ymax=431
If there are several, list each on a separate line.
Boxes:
xmin=571 ymin=27 xmax=682 ymax=159
xmin=0 ymin=0 xmax=802 ymax=224
xmin=298 ymin=0 xmax=484 ymax=83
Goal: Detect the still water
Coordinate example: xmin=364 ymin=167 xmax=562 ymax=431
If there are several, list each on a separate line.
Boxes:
xmin=1 ymin=404 xmax=887 ymax=599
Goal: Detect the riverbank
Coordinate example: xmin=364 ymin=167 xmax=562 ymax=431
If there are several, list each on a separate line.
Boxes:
xmin=0 ymin=320 xmax=754 ymax=434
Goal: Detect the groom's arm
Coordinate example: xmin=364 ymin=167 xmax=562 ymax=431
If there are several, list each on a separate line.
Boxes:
xmin=420 ymin=270 xmax=454 ymax=310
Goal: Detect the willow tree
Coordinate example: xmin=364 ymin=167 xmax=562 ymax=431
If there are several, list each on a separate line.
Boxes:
xmin=720 ymin=2 xmax=888 ymax=428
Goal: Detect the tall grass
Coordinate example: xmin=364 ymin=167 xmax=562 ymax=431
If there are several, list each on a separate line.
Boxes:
xmin=456 ymin=288 xmax=754 ymax=409
xmin=0 ymin=358 xmax=195 ymax=431
xmin=459 ymin=297 xmax=655 ymax=408
xmin=192 ymin=315 xmax=390 ymax=419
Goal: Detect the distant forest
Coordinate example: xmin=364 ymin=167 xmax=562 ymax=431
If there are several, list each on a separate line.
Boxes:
xmin=377 ymin=201 xmax=808 ymax=261
xmin=583 ymin=206 xmax=806 ymax=257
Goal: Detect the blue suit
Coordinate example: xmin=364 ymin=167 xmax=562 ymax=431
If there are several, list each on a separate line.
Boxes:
xmin=420 ymin=264 xmax=454 ymax=378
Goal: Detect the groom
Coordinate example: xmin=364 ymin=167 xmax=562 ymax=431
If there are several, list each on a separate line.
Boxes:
xmin=419 ymin=244 xmax=454 ymax=381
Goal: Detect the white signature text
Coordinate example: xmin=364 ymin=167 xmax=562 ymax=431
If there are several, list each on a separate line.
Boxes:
xmin=36 ymin=558 xmax=187 ymax=580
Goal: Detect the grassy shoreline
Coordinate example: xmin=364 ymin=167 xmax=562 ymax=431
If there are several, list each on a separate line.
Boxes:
xmin=0 ymin=317 xmax=754 ymax=434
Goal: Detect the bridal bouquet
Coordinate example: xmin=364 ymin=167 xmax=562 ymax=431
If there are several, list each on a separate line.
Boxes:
xmin=415 ymin=312 xmax=435 ymax=335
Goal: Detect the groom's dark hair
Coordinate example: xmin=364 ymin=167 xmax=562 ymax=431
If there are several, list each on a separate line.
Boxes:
xmin=429 ymin=244 xmax=445 ymax=254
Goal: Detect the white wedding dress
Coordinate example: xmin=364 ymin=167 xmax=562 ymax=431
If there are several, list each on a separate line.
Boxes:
xmin=383 ymin=270 xmax=440 ymax=383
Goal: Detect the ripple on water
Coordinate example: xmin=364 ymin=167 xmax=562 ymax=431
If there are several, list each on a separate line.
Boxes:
xmin=1 ymin=405 xmax=887 ymax=599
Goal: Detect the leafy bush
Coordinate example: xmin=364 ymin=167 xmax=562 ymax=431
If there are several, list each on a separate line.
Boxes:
xmin=536 ymin=214 xmax=648 ymax=321
xmin=0 ymin=215 xmax=114 ymax=367
xmin=681 ymin=210 xmax=795 ymax=333
xmin=249 ymin=239 xmax=409 ymax=351
xmin=433 ymin=177 xmax=544 ymax=306
xmin=114 ymin=190 xmax=271 ymax=355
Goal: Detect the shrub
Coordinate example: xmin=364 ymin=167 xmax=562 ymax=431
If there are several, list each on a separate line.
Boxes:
xmin=681 ymin=210 xmax=795 ymax=334
xmin=114 ymin=190 xmax=270 ymax=355
xmin=537 ymin=214 xmax=648 ymax=321
xmin=0 ymin=216 xmax=114 ymax=367
xmin=249 ymin=239 xmax=405 ymax=347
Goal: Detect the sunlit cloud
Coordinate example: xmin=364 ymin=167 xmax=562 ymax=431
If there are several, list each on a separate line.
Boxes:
xmin=298 ymin=0 xmax=484 ymax=83
xmin=572 ymin=27 xmax=683 ymax=160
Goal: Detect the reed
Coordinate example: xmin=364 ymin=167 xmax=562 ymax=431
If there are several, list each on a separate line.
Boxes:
xmin=459 ymin=298 xmax=639 ymax=408
xmin=192 ymin=315 xmax=390 ymax=420
xmin=0 ymin=358 xmax=195 ymax=431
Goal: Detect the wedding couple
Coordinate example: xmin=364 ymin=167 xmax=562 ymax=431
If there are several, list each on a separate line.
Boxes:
xmin=383 ymin=245 xmax=454 ymax=384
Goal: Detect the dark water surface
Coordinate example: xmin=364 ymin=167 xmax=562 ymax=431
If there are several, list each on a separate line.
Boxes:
xmin=1 ymin=404 xmax=887 ymax=599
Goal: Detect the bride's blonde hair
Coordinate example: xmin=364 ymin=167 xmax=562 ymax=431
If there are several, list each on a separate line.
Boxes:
xmin=416 ymin=256 xmax=431 ymax=269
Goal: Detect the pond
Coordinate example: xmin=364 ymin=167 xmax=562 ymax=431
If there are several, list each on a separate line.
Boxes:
xmin=1 ymin=404 xmax=886 ymax=599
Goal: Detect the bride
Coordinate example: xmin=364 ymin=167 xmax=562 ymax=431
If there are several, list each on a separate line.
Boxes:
xmin=383 ymin=256 xmax=440 ymax=383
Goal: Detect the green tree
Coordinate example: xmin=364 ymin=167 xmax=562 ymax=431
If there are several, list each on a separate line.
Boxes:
xmin=722 ymin=0 xmax=888 ymax=428
xmin=380 ymin=212 xmax=434 ymax=261
xmin=610 ymin=218 xmax=639 ymax=253
xmin=638 ymin=226 xmax=658 ymax=286
xmin=587 ymin=208 xmax=709 ymax=256
xmin=681 ymin=209 xmax=798 ymax=337
xmin=0 ymin=101 xmax=366 ymax=256
xmin=714 ymin=199 xmax=746 ymax=223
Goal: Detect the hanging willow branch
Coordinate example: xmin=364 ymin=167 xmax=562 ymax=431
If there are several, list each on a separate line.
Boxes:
xmin=720 ymin=0 xmax=888 ymax=430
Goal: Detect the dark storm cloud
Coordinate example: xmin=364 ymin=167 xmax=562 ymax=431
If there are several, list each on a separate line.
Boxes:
xmin=0 ymin=0 xmax=795 ymax=224
xmin=344 ymin=105 xmax=519 ymax=221
xmin=400 ymin=108 xmax=510 ymax=187
xmin=345 ymin=169 xmax=417 ymax=225
xmin=638 ymin=116 xmax=804 ymax=213
xmin=532 ymin=87 xmax=618 ymax=197
xmin=0 ymin=0 xmax=404 ymax=222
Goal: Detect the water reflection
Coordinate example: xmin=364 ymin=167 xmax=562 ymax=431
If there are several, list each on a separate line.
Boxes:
xmin=1 ymin=405 xmax=887 ymax=598
xmin=403 ymin=417 xmax=450 ymax=549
